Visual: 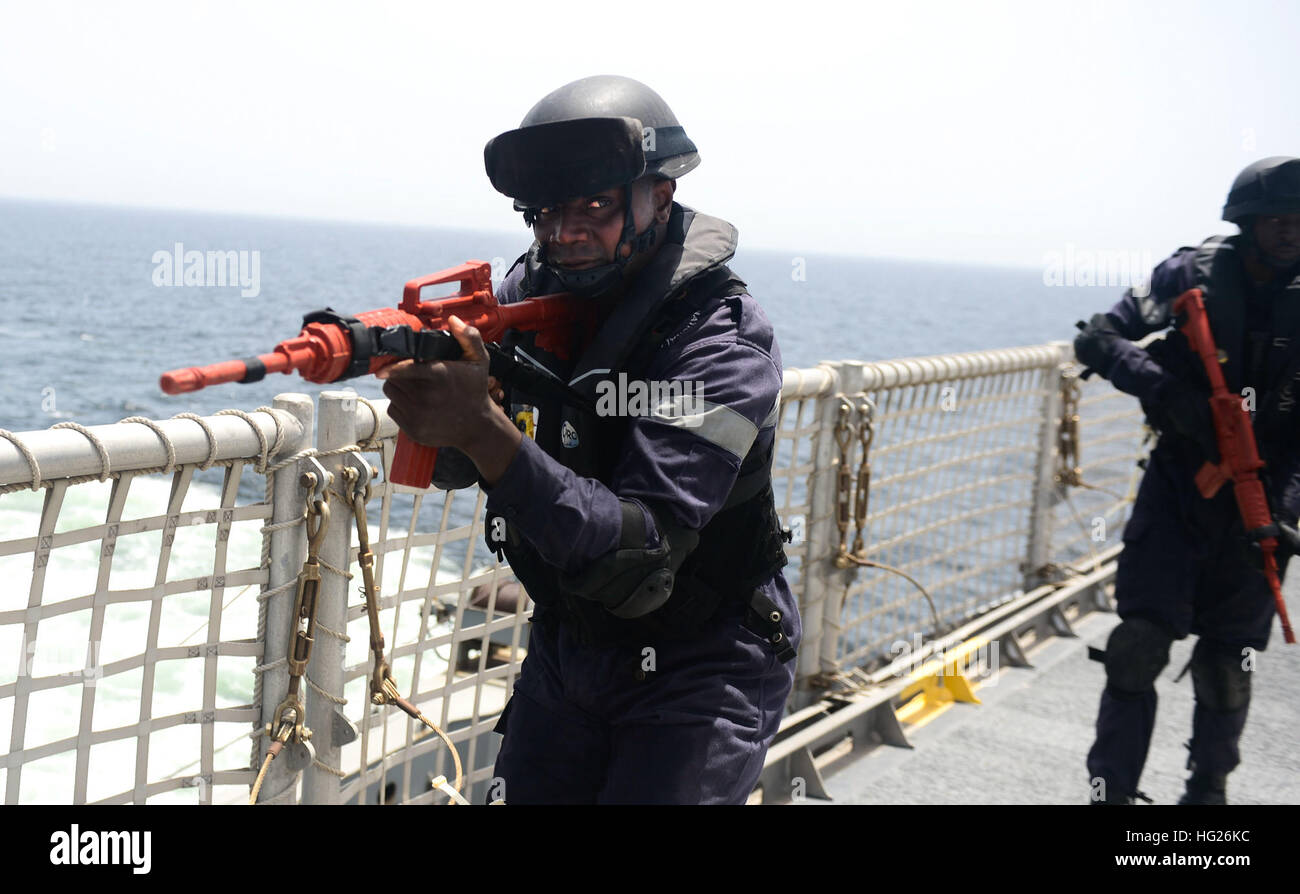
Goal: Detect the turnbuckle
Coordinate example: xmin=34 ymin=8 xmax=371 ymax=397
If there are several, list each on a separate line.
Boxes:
xmin=341 ymin=456 xmax=394 ymax=704
xmin=1056 ymin=371 xmax=1084 ymax=488
xmin=834 ymin=399 xmax=854 ymax=568
xmin=287 ymin=458 xmax=331 ymax=681
xmin=850 ymin=398 xmax=875 ymax=559
xmin=250 ymin=457 xmax=332 ymax=804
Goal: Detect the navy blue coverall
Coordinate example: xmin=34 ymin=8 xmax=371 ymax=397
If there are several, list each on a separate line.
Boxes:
xmin=1078 ymin=236 xmax=1300 ymax=800
xmin=444 ymin=210 xmax=801 ymax=804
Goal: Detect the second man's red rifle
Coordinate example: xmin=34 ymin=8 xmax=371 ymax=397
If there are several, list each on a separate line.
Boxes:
xmin=1173 ymin=287 xmax=1296 ymax=644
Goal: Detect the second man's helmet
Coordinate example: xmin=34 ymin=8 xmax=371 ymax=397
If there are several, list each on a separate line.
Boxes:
xmin=1222 ymin=156 xmax=1300 ymax=223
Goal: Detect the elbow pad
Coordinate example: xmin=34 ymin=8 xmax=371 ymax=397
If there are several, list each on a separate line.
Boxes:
xmin=558 ymin=499 xmax=700 ymax=619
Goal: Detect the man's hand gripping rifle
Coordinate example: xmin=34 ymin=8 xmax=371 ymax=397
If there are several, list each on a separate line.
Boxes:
xmin=1174 ymin=287 xmax=1297 ymax=644
xmin=159 ymin=260 xmax=593 ymax=487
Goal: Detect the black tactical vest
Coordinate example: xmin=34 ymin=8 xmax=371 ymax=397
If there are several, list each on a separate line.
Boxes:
xmin=488 ymin=204 xmax=790 ymax=643
xmin=1146 ymin=236 xmax=1300 ymax=459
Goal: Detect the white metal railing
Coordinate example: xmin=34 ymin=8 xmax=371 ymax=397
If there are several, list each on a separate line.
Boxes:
xmin=0 ymin=404 xmax=306 ymax=804
xmin=0 ymin=342 xmax=1146 ymax=804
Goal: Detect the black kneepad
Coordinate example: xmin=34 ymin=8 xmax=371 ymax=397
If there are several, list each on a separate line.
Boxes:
xmin=1104 ymin=617 xmax=1174 ymax=695
xmin=1190 ymin=639 xmax=1252 ymax=712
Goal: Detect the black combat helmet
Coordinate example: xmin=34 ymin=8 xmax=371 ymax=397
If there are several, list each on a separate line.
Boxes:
xmin=517 ymin=75 xmax=699 ymax=182
xmin=485 ymin=75 xmax=699 ymax=208
xmin=483 ymin=75 xmax=700 ymax=296
xmin=1222 ymin=156 xmax=1300 ymax=223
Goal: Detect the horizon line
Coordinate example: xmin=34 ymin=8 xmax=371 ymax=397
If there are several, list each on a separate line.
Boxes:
xmin=0 ymin=193 xmax=1058 ymax=277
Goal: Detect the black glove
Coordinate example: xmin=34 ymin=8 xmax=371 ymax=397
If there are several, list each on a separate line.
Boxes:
xmin=1246 ymin=516 xmax=1300 ymax=570
xmin=1278 ymin=521 xmax=1300 ymax=557
xmin=1149 ymin=378 xmax=1220 ymax=464
xmin=1073 ymin=314 xmax=1123 ymax=377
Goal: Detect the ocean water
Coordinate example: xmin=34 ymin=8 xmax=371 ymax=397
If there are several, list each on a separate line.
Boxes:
xmin=0 ymin=197 xmax=1126 ymax=436
xmin=0 ymin=199 xmax=1131 ymax=801
xmin=0 ymin=471 xmax=465 ymax=804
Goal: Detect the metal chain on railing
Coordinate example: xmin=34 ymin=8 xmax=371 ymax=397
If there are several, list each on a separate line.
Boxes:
xmin=848 ymin=398 xmax=873 ymax=560
xmin=1055 ymin=371 xmax=1085 ymax=490
xmin=342 ymin=457 xmax=467 ymax=805
xmin=246 ymin=417 xmax=470 ymax=804
xmin=1049 ymin=369 xmax=1137 ymax=578
xmin=250 ymin=459 xmax=332 ymax=804
xmin=1055 ymin=370 xmax=1129 ymax=503
xmin=248 ymin=397 xmax=386 ymax=792
xmin=832 ymin=399 xmax=855 ymax=566
xmin=829 ymin=395 xmax=943 ymax=658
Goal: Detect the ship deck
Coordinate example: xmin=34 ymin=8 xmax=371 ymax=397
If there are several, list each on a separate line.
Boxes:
xmin=812 ymin=573 xmax=1300 ymax=805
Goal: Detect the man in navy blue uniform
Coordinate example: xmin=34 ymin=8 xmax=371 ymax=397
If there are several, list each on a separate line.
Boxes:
xmin=1074 ymin=157 xmax=1300 ymax=805
xmin=380 ymin=75 xmax=800 ymax=804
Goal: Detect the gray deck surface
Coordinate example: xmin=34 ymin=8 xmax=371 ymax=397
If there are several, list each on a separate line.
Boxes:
xmin=814 ymin=573 xmax=1300 ymax=806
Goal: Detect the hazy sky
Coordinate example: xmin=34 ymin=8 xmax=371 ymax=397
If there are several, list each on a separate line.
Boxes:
xmin=2 ymin=1 xmax=1297 ymax=268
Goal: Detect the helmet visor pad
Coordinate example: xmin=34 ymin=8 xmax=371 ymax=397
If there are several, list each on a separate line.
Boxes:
xmin=485 ymin=116 xmax=647 ymax=209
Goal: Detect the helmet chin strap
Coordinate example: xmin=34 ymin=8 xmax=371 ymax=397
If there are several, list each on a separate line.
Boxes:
xmin=542 ymin=184 xmax=658 ymax=298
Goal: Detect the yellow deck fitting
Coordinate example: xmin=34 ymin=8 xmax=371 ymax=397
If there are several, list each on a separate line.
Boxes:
xmin=895 ymin=636 xmax=994 ymax=728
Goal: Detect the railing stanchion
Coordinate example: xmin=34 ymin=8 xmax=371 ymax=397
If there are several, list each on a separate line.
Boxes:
xmin=801 ymin=361 xmax=853 ymax=701
xmin=254 ymin=393 xmax=314 ymax=805
xmin=300 ymin=391 xmax=359 ymax=804
xmin=1024 ymin=344 xmax=1071 ymax=591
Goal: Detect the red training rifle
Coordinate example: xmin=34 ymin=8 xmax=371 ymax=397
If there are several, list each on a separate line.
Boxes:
xmin=1173 ymin=287 xmax=1296 ymax=644
xmin=160 ymin=261 xmax=593 ymax=488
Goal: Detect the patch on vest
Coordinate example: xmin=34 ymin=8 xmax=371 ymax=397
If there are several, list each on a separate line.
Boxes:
xmin=561 ymin=420 xmax=579 ymax=448
xmin=513 ymin=405 xmax=538 ymax=441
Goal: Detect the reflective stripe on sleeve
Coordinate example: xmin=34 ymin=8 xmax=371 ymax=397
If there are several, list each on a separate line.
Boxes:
xmin=649 ymin=394 xmax=761 ymax=460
